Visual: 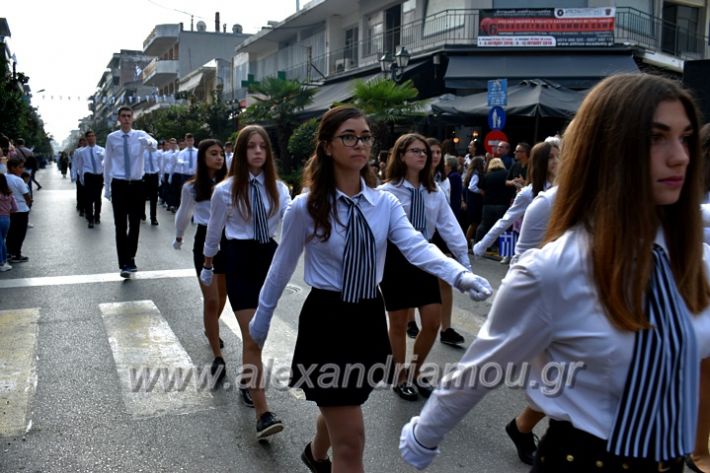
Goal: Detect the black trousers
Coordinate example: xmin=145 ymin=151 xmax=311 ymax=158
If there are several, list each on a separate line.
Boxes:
xmin=142 ymin=173 xmax=159 ymax=220
xmin=76 ymin=181 xmax=86 ymax=212
xmin=6 ymin=211 xmax=29 ymax=257
xmin=111 ymin=179 xmax=145 ymax=268
xmin=83 ymin=173 xmax=103 ymax=222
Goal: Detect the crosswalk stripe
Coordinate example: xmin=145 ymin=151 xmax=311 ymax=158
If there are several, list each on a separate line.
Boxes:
xmin=99 ymin=300 xmax=214 ymax=418
xmin=220 ymin=284 xmax=305 ymax=399
xmin=0 ymin=308 xmax=40 ymax=437
xmin=0 ymin=269 xmax=196 ymax=290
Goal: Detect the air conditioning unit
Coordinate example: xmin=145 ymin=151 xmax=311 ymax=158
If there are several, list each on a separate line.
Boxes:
xmin=335 ymin=58 xmax=355 ymax=73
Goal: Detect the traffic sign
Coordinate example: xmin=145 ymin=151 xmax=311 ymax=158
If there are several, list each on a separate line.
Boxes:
xmin=483 ymin=130 xmax=509 ymax=155
xmin=488 ymin=106 xmax=506 ymax=130
xmin=487 ymin=79 xmax=508 ymax=107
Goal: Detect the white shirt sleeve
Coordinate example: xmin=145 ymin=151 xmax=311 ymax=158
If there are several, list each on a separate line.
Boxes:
xmin=433 ymin=191 xmax=471 ymax=270
xmin=477 ymin=186 xmax=533 ymax=251
xmin=175 ymin=184 xmax=196 ymax=239
xmin=203 ymin=186 xmax=228 ymax=258
xmin=515 ymin=187 xmax=557 ymax=259
xmin=414 ymin=260 xmax=553 ymax=448
xmin=467 ymin=173 xmax=480 ymax=194
xmin=103 ymin=138 xmax=114 ymax=198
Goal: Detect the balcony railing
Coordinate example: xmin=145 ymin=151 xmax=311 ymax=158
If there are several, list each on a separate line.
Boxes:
xmin=253 ymin=7 xmax=709 ymax=83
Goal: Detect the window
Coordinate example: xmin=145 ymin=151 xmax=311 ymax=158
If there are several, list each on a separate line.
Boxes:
xmin=365 ymin=12 xmax=383 ymax=56
xmin=345 ymin=27 xmax=358 ymax=64
xmin=662 ymin=2 xmax=700 ymax=55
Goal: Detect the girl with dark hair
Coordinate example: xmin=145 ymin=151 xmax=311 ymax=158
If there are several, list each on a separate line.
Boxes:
xmin=173 ymin=138 xmax=229 ymax=371
xmin=380 ymin=133 xmax=472 ymax=401
xmin=0 ymin=173 xmax=17 ymax=271
xmin=472 ymin=142 xmax=559 ymax=259
xmin=248 ymin=106 xmax=492 ymax=472
xmin=201 ymin=126 xmax=291 ymax=440
xmin=402 ymin=73 xmax=710 ymax=472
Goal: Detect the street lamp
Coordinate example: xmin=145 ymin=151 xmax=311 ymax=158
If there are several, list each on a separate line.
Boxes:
xmin=11 ymin=53 xmax=17 ymax=81
xmin=379 ymin=46 xmax=410 ymax=82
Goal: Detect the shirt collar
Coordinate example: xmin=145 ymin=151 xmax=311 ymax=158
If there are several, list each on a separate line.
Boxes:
xmin=335 ymin=177 xmax=377 ymax=206
xmin=250 ymin=171 xmax=265 ymax=184
xmin=395 ymin=178 xmax=424 ymax=192
xmin=654 ymin=227 xmax=669 ymax=255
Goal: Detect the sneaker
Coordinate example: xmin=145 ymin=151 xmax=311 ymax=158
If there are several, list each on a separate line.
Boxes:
xmin=406 ymin=321 xmax=419 ymax=339
xmin=210 ymin=356 xmax=226 ymax=384
xmin=440 ymin=328 xmax=465 ymax=346
xmin=151 ymin=219 xmax=159 ymax=226
xmin=392 ymin=382 xmax=418 ymax=402
xmin=119 ymin=266 xmax=131 ymax=279
xmin=505 ymin=418 xmax=537 ymax=465
xmin=301 ymin=442 xmax=332 ymax=473
xmin=127 ymin=262 xmax=138 ymax=273
xmin=256 ymin=411 xmax=284 ymax=439
xmin=239 ymin=387 xmax=255 ymax=408
xmin=500 ymin=256 xmax=511 ymax=264
xmin=0 ymin=263 xmax=12 ymax=272
xmin=10 ymin=255 xmax=29 ymax=263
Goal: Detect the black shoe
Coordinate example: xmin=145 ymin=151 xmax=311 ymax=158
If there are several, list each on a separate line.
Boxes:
xmin=685 ymin=456 xmax=706 ymax=473
xmin=210 ymin=356 xmax=226 ymax=384
xmin=95 ymin=218 xmax=100 ymax=224
xmin=301 ymin=442 xmax=332 ymax=473
xmin=10 ymin=255 xmax=29 ymax=263
xmin=393 ymin=382 xmax=418 ymax=402
xmin=440 ymin=327 xmax=465 ymax=346
xmin=406 ymin=321 xmax=419 ymax=339
xmin=151 ymin=219 xmax=159 ymax=226
xmin=239 ymin=387 xmax=255 ymax=408
xmin=120 ymin=266 xmax=131 ymax=279
xmin=88 ymin=221 xmax=94 ymax=228
xmin=505 ymin=418 xmax=536 ymax=465
xmin=127 ymin=261 xmax=138 ymax=273
xmin=414 ymin=378 xmax=435 ymax=398
xmin=256 ymin=411 xmax=284 ymax=439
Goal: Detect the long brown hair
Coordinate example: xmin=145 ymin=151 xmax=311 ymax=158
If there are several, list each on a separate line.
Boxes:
xmin=230 ymin=125 xmax=280 ymax=218
xmin=301 ymin=106 xmax=376 ymax=241
xmin=544 ymin=73 xmax=709 ymax=331
xmin=528 ymin=142 xmax=556 ymax=197
xmin=385 ymin=133 xmax=436 ymax=192
xmin=188 ymin=139 xmax=227 ymax=202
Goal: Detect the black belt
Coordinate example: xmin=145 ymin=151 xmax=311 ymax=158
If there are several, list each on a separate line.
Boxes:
xmin=112 ymin=178 xmax=143 ymax=183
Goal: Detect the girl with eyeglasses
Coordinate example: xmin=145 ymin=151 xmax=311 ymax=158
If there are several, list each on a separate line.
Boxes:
xmin=380 ymin=133 xmax=474 ymax=402
xmin=201 ymin=125 xmax=291 ymax=440
xmin=248 ymin=106 xmax=492 ymax=472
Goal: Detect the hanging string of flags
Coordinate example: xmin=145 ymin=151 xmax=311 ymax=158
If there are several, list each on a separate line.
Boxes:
xmin=36 ymin=94 xmax=181 ymax=104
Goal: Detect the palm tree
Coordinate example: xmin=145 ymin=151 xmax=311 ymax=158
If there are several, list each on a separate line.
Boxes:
xmin=352 ymin=77 xmax=421 ymax=155
xmin=239 ymin=76 xmax=315 ymax=173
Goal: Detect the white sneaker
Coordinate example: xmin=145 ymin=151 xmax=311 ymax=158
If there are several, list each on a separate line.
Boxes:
xmin=0 ymin=262 xmax=13 ymax=271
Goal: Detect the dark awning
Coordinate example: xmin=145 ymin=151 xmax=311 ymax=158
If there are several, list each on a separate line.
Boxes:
xmin=445 ymin=53 xmax=639 ymax=90
xmin=302 ymin=72 xmax=381 ymax=115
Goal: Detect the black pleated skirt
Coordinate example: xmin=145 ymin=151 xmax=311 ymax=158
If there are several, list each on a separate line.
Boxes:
xmin=192 ymin=224 xmax=227 ymax=276
xmin=289 ymin=288 xmax=392 ymax=406
xmin=224 ymin=238 xmax=277 ymax=311
xmin=380 ymin=241 xmax=441 ymax=311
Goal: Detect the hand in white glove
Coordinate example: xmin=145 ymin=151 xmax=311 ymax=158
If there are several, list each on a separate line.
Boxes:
xmin=456 ymin=272 xmax=493 ymax=301
xmin=172 ymin=238 xmax=182 ymax=250
xmin=400 ymin=417 xmax=440 ymax=470
xmin=248 ymin=309 xmax=271 ymax=349
xmin=199 ymin=267 xmax=214 ymax=286
xmin=472 ymin=241 xmax=486 ymax=258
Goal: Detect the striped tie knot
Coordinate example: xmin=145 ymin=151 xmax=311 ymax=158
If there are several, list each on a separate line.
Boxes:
xmin=251 ymin=178 xmax=270 ymax=244
xmin=339 ymin=195 xmax=377 ymax=303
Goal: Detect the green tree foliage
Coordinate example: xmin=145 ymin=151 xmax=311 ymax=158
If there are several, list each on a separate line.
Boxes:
xmin=287 ymin=117 xmax=319 ymax=167
xmin=352 ymin=78 xmax=421 ymax=155
xmin=0 ymin=55 xmax=52 ymax=155
xmin=239 ymin=76 xmax=315 ymax=173
xmin=133 ymin=99 xmax=234 ymax=143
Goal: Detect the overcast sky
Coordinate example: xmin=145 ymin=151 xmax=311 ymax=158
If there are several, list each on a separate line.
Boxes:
xmin=4 ymin=0 xmax=299 ymax=145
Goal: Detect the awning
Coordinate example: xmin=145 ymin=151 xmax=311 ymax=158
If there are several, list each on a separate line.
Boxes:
xmin=178 ymin=71 xmax=206 ymax=93
xmin=445 ymin=53 xmax=639 ymax=90
xmin=302 ymin=72 xmax=381 ymax=114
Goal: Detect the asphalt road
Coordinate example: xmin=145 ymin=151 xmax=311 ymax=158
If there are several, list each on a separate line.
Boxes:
xmin=0 ymin=166 xmax=536 ymax=472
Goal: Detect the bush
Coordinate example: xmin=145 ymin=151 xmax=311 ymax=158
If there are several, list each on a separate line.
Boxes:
xmin=288 ymin=118 xmax=319 ymax=166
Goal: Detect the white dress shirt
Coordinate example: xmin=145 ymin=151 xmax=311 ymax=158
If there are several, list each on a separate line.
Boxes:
xmin=414 ymin=226 xmax=710 ymax=449
xmin=174 ymin=147 xmax=198 ymax=175
xmin=70 ymin=147 xmax=84 ymax=182
xmin=255 ymin=180 xmax=470 ymax=323
xmin=477 ymin=183 xmax=551 ymax=253
xmin=225 ymin=152 xmax=234 ymax=170
xmin=467 ymin=173 xmax=481 ymax=194
xmin=379 ymin=179 xmax=471 ymax=270
xmin=175 ymin=182 xmax=212 ymax=238
xmin=436 ymin=177 xmax=451 ymax=205
xmin=203 ymin=173 xmax=292 ymax=257
xmin=103 ymin=129 xmax=157 ymax=197
xmin=143 ymin=148 xmax=161 ymax=175
xmin=514 ymin=186 xmax=558 ymax=261
xmin=162 ymin=150 xmax=177 ymax=176
xmin=74 ymin=145 xmax=105 ymax=184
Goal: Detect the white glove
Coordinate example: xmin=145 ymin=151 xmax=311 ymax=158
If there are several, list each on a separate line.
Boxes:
xmin=472 ymin=241 xmax=486 ymax=257
xmin=400 ymin=417 xmax=440 ymax=470
xmin=172 ymin=238 xmax=182 ymax=250
xmin=456 ymin=272 xmax=493 ymax=301
xmin=248 ymin=309 xmax=271 ymax=349
xmin=199 ymin=267 xmax=214 ymax=286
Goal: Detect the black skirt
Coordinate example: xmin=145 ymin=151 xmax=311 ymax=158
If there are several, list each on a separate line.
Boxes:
xmin=380 ymin=241 xmax=441 ymax=311
xmin=192 ymin=224 xmax=227 ymax=276
xmin=224 ymin=238 xmax=277 ymax=311
xmin=289 ymin=288 xmax=392 ymax=406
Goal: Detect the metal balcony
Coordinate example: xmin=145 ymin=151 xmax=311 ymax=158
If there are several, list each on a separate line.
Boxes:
xmin=143 ymin=24 xmax=181 ymax=56
xmin=142 ymin=58 xmax=179 ymax=87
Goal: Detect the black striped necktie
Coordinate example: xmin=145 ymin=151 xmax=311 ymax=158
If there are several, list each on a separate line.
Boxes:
xmin=340 ymin=195 xmax=377 ymax=303
xmin=607 ymin=244 xmax=699 ymax=461
xmin=409 ymin=186 xmax=426 ymax=233
xmin=251 ymin=179 xmax=270 ymax=244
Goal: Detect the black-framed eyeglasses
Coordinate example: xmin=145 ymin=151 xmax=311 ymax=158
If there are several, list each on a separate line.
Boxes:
xmin=335 ymin=134 xmax=374 ymax=147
